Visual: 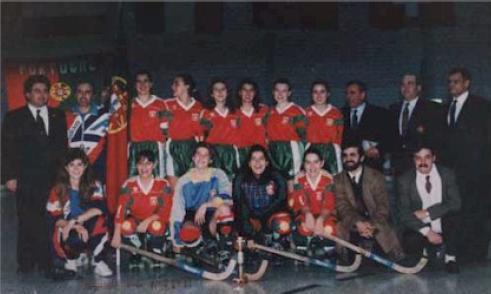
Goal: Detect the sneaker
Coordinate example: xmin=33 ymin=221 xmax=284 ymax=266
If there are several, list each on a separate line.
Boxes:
xmin=64 ymin=259 xmax=78 ymax=272
xmin=94 ymin=261 xmax=113 ymax=277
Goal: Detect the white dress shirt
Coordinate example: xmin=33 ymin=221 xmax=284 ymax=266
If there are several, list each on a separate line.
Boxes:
xmin=350 ymin=102 xmax=366 ymax=126
xmin=28 ymin=103 xmax=49 ymax=135
xmin=399 ymin=97 xmax=419 ymax=135
xmin=347 ymin=166 xmax=363 ymax=184
xmin=447 ymin=91 xmax=469 ymax=125
xmin=416 ymin=165 xmax=442 ymax=235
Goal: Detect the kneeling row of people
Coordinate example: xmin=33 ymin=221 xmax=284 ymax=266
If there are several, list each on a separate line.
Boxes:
xmin=47 ymin=140 xmax=461 ymax=277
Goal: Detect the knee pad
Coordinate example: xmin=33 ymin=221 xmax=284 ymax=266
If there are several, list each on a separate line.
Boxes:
xmin=268 ymin=212 xmax=292 ymax=236
xmin=216 ymin=213 xmax=234 ymax=236
xmin=179 ymin=223 xmax=202 ymax=246
xmin=147 ymin=220 xmax=165 ymax=236
xmin=121 ymin=219 xmax=137 ymax=236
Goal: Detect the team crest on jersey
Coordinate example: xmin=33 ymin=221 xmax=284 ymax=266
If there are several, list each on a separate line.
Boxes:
xmin=210 ymin=112 xmax=216 ymax=117
xmin=150 ymin=196 xmax=158 ymax=206
xmin=132 ymin=186 xmax=139 ymax=193
xmin=192 ymin=113 xmax=199 ymax=121
xmin=307 ymin=111 xmax=313 ymax=116
xmin=282 ymin=116 xmax=290 ymax=124
xmin=149 ymin=110 xmax=157 ymax=118
xmin=230 ymin=119 xmax=238 ymax=128
xmin=326 ymin=118 xmax=334 ymax=126
xmin=254 ymin=117 xmax=262 ymax=126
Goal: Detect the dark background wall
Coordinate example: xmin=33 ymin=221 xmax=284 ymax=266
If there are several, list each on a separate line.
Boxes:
xmin=2 ymin=2 xmax=491 ymax=111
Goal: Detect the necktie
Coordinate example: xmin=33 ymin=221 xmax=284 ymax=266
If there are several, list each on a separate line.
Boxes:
xmin=36 ymin=109 xmax=47 ymax=136
xmin=401 ymin=102 xmax=410 ymax=136
xmin=449 ymin=99 xmax=457 ymax=128
xmin=425 ymin=175 xmax=432 ymax=194
xmin=351 ymin=109 xmax=358 ymax=129
xmin=351 ymin=176 xmax=357 ymax=184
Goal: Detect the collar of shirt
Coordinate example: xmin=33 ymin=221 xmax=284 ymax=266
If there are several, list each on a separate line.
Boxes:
xmin=416 ymin=164 xmax=439 ymax=184
xmin=403 ymin=97 xmax=418 ymax=114
xmin=350 ymin=102 xmax=366 ymax=117
xmin=452 ymin=90 xmax=469 ymax=103
xmin=347 ymin=166 xmax=363 ymax=184
xmin=28 ymin=103 xmax=48 ymax=119
xmin=448 ymin=91 xmax=469 ymax=123
xmin=399 ymin=97 xmax=419 ymax=133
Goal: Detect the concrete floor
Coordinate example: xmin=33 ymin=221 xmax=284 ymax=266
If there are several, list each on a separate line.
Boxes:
xmin=2 ymin=191 xmax=491 ymax=294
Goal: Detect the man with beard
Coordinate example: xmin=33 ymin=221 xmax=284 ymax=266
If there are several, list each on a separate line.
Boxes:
xmin=334 ymin=137 xmax=404 ymax=263
xmin=66 ymin=81 xmax=111 ymax=182
xmin=397 ymin=144 xmax=461 ymax=273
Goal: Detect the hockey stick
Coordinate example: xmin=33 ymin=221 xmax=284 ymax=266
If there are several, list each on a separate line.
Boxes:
xmin=247 ymin=240 xmax=361 ymax=273
xmin=324 ymin=234 xmax=428 ymax=274
xmin=120 ymin=244 xmax=237 ymax=281
xmin=245 ymin=259 xmax=269 ymax=281
xmin=234 ymin=237 xmax=269 ymax=284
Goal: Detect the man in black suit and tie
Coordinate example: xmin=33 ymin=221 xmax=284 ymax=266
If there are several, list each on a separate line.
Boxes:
xmin=342 ymin=80 xmax=397 ymax=171
xmin=397 ymin=144 xmax=461 ymax=273
xmin=440 ymin=67 xmax=491 ymax=263
xmin=390 ymin=74 xmax=444 ymax=176
xmin=1 ymin=75 xmax=71 ymax=278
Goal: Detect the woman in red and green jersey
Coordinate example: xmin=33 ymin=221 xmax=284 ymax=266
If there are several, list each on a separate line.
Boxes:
xmin=235 ymin=79 xmax=269 ymax=165
xmin=163 ymin=74 xmax=203 ymax=186
xmin=266 ymin=78 xmax=307 ymax=191
xmin=305 ymin=80 xmax=344 ymax=175
xmin=200 ymin=79 xmax=240 ymax=179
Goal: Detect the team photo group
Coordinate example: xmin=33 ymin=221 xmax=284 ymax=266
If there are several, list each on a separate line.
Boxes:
xmin=2 ymin=66 xmax=490 ymax=282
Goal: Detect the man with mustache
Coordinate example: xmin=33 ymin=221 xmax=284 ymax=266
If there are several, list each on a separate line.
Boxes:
xmin=397 ymin=144 xmax=461 ymax=273
xmin=334 ymin=137 xmax=404 ymax=264
xmin=66 ymin=81 xmax=112 ymax=183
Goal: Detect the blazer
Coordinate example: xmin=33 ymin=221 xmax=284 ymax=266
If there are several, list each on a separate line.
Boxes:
xmin=1 ymin=105 xmax=67 ymax=187
xmin=390 ymin=98 xmax=444 ymax=152
xmin=389 ymin=98 xmax=445 ymax=174
xmin=397 ymin=165 xmax=461 ymax=232
xmin=335 ymin=166 xmax=390 ymax=230
xmin=440 ymin=94 xmax=491 ymax=182
xmin=342 ymin=103 xmax=397 ymax=170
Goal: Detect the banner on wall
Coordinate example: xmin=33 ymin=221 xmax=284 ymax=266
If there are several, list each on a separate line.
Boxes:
xmin=5 ymin=55 xmax=106 ymax=111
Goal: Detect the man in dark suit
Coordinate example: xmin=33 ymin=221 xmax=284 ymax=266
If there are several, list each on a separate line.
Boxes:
xmin=439 ymin=67 xmax=491 ymax=263
xmin=389 ymin=74 xmax=444 ymax=176
xmin=335 ymin=138 xmax=404 ymax=263
xmin=397 ymin=144 xmax=461 ymax=273
xmin=1 ymin=75 xmax=70 ymax=278
xmin=342 ymin=80 xmax=397 ymax=171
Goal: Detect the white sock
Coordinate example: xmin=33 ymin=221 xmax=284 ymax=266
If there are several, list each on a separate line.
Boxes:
xmin=445 ymin=254 xmax=456 ymax=263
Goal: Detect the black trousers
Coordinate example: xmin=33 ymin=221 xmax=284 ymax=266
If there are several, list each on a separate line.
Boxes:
xmin=16 ymin=183 xmax=52 ymax=272
xmin=402 ymin=212 xmax=459 ymax=259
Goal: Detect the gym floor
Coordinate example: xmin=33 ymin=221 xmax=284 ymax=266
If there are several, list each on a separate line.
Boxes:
xmin=2 ymin=191 xmax=491 ymax=294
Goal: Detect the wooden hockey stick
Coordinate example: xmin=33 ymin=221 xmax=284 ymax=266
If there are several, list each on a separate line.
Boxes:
xmin=245 ymin=259 xmax=269 ymax=281
xmin=120 ymin=244 xmax=237 ymax=281
xmin=234 ymin=237 xmax=269 ymax=284
xmin=247 ymin=240 xmax=361 ymax=273
xmin=324 ymin=234 xmax=428 ymax=274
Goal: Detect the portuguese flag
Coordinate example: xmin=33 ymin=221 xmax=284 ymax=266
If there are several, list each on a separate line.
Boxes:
xmin=105 ymin=77 xmax=129 ymax=214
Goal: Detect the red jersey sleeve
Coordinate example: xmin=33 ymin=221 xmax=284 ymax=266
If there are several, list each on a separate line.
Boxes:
xmin=114 ymin=183 xmax=131 ymax=225
xmin=157 ymin=183 xmax=173 ymax=225
xmin=46 ymin=187 xmax=64 ymax=218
